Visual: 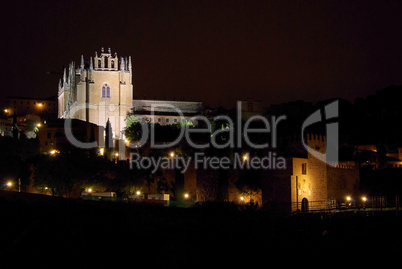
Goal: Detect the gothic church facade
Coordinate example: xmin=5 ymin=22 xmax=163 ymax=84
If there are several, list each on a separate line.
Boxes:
xmin=58 ymin=48 xmax=133 ymax=139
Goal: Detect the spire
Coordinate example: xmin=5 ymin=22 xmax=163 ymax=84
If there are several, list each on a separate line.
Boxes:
xmin=58 ymin=79 xmax=62 ymax=91
xmin=67 ymin=63 xmax=71 ymax=84
xmin=120 ymin=57 xmax=125 ymax=71
xmin=128 ymin=56 xmax=132 ymax=82
xmin=80 ymin=55 xmax=84 ymax=69
xmin=63 ymin=68 xmax=67 ymax=84
xmin=70 ymin=61 xmax=75 ymax=85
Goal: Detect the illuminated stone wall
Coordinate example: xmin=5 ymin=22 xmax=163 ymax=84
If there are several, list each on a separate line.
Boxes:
xmin=132 ymin=99 xmax=203 ymax=126
xmin=306 ymin=134 xmax=328 ymax=204
xmin=327 ymin=164 xmax=359 ymax=202
xmin=133 ymin=99 xmax=203 ymax=114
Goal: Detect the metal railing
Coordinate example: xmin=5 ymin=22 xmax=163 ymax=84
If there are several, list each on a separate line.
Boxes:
xmin=292 ymin=195 xmax=402 ymax=213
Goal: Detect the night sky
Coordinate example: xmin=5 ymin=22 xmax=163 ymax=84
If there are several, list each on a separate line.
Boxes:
xmin=1 ymin=0 xmax=402 ymax=108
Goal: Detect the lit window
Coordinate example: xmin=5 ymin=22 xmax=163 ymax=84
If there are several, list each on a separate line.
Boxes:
xmin=102 ymin=84 xmax=110 ymax=98
xmin=302 ymin=163 xmax=307 ymax=175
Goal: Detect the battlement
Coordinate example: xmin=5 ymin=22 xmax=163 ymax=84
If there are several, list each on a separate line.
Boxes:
xmin=306 ymin=133 xmax=326 ymax=142
xmin=327 ymin=161 xmax=358 ymax=170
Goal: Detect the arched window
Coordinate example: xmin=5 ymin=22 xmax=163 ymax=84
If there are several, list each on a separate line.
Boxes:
xmin=98 ymin=59 xmax=101 ymax=68
xmin=111 ymin=60 xmax=115 ymax=69
xmin=102 ymin=84 xmax=111 ymax=98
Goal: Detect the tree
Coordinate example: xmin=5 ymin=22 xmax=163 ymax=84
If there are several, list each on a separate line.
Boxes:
xmin=235 ymin=168 xmax=262 ymax=204
xmin=105 ymin=118 xmax=113 ymax=160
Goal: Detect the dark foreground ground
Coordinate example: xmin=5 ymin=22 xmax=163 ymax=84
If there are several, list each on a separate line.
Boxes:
xmin=1 ymin=190 xmax=401 ymax=268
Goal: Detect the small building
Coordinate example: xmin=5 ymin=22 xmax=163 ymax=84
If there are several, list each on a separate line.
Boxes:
xmin=147 ymin=194 xmax=170 ymax=201
xmin=38 ymin=119 xmax=104 ymax=154
xmin=4 ymin=96 xmax=57 ymax=118
xmin=132 ymin=99 xmax=203 ymax=126
xmin=261 ymin=134 xmax=360 ymax=213
xmin=239 ymin=99 xmax=263 ymax=121
xmin=355 ymin=144 xmax=402 ymax=169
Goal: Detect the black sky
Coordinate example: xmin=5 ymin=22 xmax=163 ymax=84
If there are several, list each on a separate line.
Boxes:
xmin=1 ymin=0 xmax=402 ymax=108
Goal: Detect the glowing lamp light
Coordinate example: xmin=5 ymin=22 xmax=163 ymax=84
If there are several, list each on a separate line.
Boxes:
xmin=6 ymin=181 xmax=12 ymax=187
xmin=346 ymin=196 xmax=352 ymax=201
xmin=362 ymin=197 xmax=367 ymax=202
xmin=136 ymin=191 xmax=141 ymax=195
xmin=184 ymin=193 xmax=189 ymax=199
xmin=99 ymin=148 xmax=104 ymax=156
xmin=88 ymin=188 xmax=92 ymax=193
xmin=243 ymin=154 xmax=248 ymax=161
xmin=37 ymin=123 xmax=41 ymax=127
xmin=240 ymin=196 xmax=244 ymax=201
xmin=170 ymin=152 xmax=175 ymax=158
xmin=37 ymin=103 xmax=43 ymax=107
xmin=4 ymin=109 xmax=8 ymax=113
xmin=49 ymin=150 xmax=59 ymax=155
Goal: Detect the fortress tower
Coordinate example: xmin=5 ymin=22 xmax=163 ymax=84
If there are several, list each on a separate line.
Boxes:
xmin=58 ymin=47 xmax=133 ymax=139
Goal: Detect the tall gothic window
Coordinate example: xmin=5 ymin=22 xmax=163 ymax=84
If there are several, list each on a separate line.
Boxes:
xmin=111 ymin=60 xmax=115 ymax=69
xmin=102 ymin=84 xmax=111 ymax=98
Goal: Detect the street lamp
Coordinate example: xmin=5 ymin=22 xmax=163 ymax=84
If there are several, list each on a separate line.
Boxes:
xmin=37 ymin=103 xmax=43 ymax=115
xmin=346 ymin=196 xmax=352 ymax=207
xmin=184 ymin=193 xmax=189 ymax=199
xmin=6 ymin=181 xmax=12 ymax=187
